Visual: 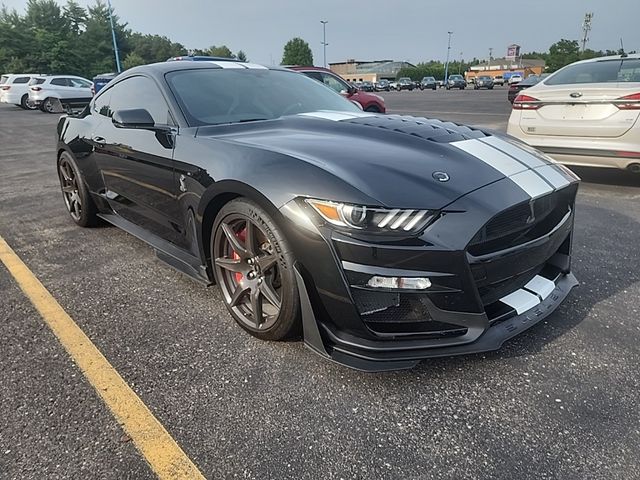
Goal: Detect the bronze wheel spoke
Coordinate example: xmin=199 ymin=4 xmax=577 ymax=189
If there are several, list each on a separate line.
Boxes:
xmin=260 ymin=281 xmax=281 ymax=309
xmin=250 ymin=288 xmax=263 ymax=327
xmin=215 ymin=257 xmax=245 ymax=273
xmin=229 ymin=284 xmax=249 ymax=307
xmin=256 ymin=254 xmax=277 ymax=272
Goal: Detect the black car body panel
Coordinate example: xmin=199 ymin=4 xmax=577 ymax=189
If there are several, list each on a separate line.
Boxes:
xmin=57 ymin=61 xmax=579 ymax=371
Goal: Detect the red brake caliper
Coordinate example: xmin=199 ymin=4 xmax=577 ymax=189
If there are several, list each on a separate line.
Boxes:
xmin=233 ymin=227 xmax=247 ymax=283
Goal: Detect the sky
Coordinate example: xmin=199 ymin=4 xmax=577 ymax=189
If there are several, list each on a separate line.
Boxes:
xmin=2 ymin=0 xmax=638 ymax=65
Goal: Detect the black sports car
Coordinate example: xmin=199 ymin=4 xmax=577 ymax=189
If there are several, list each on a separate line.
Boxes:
xmin=56 ymin=61 xmax=579 ymax=371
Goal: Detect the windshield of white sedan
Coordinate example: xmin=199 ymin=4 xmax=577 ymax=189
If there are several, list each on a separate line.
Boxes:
xmin=166 ymin=68 xmax=360 ymax=126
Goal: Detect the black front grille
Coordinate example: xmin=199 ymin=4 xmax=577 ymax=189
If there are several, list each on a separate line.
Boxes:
xmin=468 ymin=188 xmax=574 ymax=256
xmin=351 ymin=289 xmax=468 ymax=338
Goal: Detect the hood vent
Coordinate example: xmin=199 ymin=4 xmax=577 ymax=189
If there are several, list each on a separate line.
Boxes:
xmin=344 ymin=115 xmax=489 ymax=144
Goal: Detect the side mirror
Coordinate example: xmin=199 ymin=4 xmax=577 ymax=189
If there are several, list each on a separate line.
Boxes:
xmin=112 ymin=108 xmax=155 ymax=130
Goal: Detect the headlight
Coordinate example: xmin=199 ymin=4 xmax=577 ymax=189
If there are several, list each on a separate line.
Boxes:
xmin=305 ymin=199 xmax=437 ymax=234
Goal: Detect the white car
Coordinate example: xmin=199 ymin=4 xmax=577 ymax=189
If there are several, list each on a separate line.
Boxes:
xmin=0 ymin=73 xmax=40 ymax=109
xmin=508 ymin=74 xmax=523 ymax=85
xmin=28 ymin=75 xmax=93 ymax=113
xmin=507 ymin=54 xmax=640 ymax=173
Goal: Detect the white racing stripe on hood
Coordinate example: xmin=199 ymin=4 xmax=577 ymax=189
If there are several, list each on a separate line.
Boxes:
xmin=509 ymin=170 xmax=553 ymax=198
xmin=478 ymin=136 xmax=547 ymax=168
xmin=451 ymin=138 xmax=528 ymax=177
xmin=298 ymin=111 xmax=376 ymax=121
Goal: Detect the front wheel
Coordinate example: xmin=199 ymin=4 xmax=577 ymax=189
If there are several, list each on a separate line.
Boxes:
xmin=212 ymin=199 xmax=301 ymax=341
xmin=57 ymin=151 xmax=99 ymax=227
xmin=40 ymin=97 xmax=57 ymax=113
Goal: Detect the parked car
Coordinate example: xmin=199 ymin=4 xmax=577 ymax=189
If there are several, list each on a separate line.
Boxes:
xmin=493 ymin=75 xmax=505 ymax=86
xmin=92 ymin=72 xmax=118 ymax=96
xmin=29 ymin=75 xmax=93 ymax=112
xmin=375 ymin=79 xmax=390 ymax=91
xmin=56 ymin=60 xmax=579 ymax=371
xmin=507 ymin=74 xmax=549 ymax=103
xmin=0 ymin=73 xmax=40 ymax=109
xmin=389 ymin=80 xmax=399 ymax=90
xmin=360 ymin=81 xmax=375 ymax=92
xmin=508 ymin=74 xmax=523 ymax=85
xmin=419 ymin=76 xmax=437 ymax=90
xmin=446 ymin=74 xmax=466 ymax=90
xmin=474 ymin=76 xmax=494 ymax=90
xmin=507 ymin=54 xmax=640 ymax=172
xmin=289 ymin=66 xmax=386 ymax=113
xmin=396 ymin=77 xmax=414 ymax=91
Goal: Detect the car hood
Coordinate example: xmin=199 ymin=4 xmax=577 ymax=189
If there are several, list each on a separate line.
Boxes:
xmin=196 ymin=112 xmax=573 ymax=209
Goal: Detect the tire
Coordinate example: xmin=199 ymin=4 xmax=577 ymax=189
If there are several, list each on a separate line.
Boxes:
xmin=364 ymin=105 xmax=381 ymax=113
xmin=212 ymin=198 xmax=301 ymax=341
xmin=489 ymin=86 xmax=494 ymax=90
xmin=57 ymin=151 xmax=99 ymax=227
xmin=20 ymin=94 xmax=36 ymax=110
xmin=40 ymin=97 xmax=55 ymax=113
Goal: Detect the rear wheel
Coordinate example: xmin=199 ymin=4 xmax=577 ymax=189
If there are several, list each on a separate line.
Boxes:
xmin=364 ymin=104 xmax=381 ymax=113
xmin=57 ymin=151 xmax=98 ymax=227
xmin=20 ymin=94 xmax=36 ymax=110
xmin=212 ymin=199 xmax=301 ymax=341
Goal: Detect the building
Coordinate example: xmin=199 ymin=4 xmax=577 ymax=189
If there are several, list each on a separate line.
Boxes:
xmin=466 ymin=58 xmax=546 ymax=82
xmin=329 ymin=59 xmax=416 ymax=83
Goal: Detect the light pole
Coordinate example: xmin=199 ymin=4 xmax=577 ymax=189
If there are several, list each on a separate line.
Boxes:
xmin=458 ymin=52 xmax=463 ymax=74
xmin=320 ymin=20 xmax=328 ymax=68
xmin=443 ymin=31 xmax=453 ymax=87
xmin=107 ymin=0 xmax=121 ymax=72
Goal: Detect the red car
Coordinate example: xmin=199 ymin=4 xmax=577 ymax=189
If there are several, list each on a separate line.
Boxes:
xmin=288 ymin=66 xmax=386 ymax=113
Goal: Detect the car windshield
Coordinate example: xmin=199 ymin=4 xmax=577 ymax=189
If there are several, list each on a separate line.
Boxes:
xmin=545 ymin=58 xmax=640 ymax=85
xmin=166 ymin=68 xmax=360 ymax=127
xmin=479 ymin=77 xmax=491 ymax=81
xmin=519 ymin=76 xmax=540 ymax=86
xmin=450 ymin=75 xmax=463 ymax=80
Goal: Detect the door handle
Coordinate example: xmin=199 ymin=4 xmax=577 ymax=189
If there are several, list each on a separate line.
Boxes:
xmin=91 ymin=135 xmax=106 ymax=147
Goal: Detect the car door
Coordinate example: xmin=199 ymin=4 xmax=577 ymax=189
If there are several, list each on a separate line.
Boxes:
xmin=67 ymin=77 xmax=93 ymax=101
xmin=91 ymin=75 xmax=182 ymax=246
xmin=48 ymin=77 xmax=69 ymax=98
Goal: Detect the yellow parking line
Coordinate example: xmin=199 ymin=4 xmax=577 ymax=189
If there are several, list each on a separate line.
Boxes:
xmin=0 ymin=235 xmax=205 ymax=480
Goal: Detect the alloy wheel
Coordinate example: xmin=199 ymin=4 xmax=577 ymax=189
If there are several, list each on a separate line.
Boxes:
xmin=58 ymin=159 xmax=82 ymax=221
xmin=214 ymin=215 xmax=282 ymax=331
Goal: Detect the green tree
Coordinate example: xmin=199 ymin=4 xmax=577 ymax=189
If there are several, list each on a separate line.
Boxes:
xmin=207 ymin=45 xmax=234 ymax=58
xmin=123 ymin=51 xmax=145 ymax=69
xmin=129 ymin=33 xmax=186 ymax=63
xmin=546 ymin=39 xmax=580 ymax=72
xmin=236 ymin=50 xmax=247 ymax=62
xmin=281 ymin=37 xmax=313 ymax=66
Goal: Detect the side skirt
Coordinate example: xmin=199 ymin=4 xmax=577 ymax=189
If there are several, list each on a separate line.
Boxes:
xmin=98 ymin=212 xmax=212 ymax=286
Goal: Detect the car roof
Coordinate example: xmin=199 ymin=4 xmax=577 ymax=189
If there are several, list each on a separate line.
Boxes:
xmin=568 ymin=52 xmax=640 ymax=66
xmin=287 ymin=66 xmax=331 ymax=72
xmin=166 ymin=55 xmax=244 ymax=62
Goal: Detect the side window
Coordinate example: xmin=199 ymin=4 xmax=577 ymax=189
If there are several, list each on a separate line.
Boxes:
xmin=93 ymin=89 xmax=112 ymax=117
xmin=303 ymin=71 xmax=323 ymax=82
xmin=69 ymin=78 xmax=92 ymax=88
xmin=108 ymin=76 xmax=169 ymax=124
xmin=13 ymin=77 xmax=30 ymax=84
xmin=50 ymin=78 xmax=68 ymax=87
xmin=320 ymin=73 xmax=348 ymax=93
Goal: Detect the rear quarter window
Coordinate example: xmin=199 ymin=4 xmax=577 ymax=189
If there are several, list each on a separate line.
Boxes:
xmin=12 ymin=76 xmax=30 ymax=84
xmin=0 ymin=75 xmax=8 ymax=84
xmin=28 ymin=78 xmax=46 ymax=86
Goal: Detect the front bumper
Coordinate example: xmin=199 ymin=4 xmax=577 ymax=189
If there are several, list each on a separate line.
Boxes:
xmin=282 ymin=175 xmax=579 ymax=372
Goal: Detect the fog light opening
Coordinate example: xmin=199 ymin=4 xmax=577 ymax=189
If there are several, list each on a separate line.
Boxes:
xmin=366 ymin=276 xmax=432 ymax=290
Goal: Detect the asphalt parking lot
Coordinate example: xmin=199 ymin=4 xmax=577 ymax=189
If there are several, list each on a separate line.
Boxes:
xmin=1 ymin=90 xmax=639 ymax=479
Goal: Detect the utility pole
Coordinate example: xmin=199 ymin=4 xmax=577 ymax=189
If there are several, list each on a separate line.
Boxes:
xmin=444 ymin=31 xmax=453 ymax=85
xmin=106 ymin=0 xmax=121 ymax=72
xmin=458 ymin=52 xmax=463 ymax=74
xmin=581 ymin=12 xmax=593 ymax=52
xmin=488 ymin=47 xmax=493 ymax=71
xmin=320 ymin=20 xmax=328 ymax=68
